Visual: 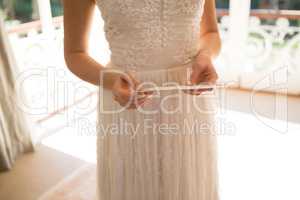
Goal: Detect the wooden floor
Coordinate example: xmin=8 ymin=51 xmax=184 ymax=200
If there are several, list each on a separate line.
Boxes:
xmin=0 ymin=145 xmax=87 ymax=200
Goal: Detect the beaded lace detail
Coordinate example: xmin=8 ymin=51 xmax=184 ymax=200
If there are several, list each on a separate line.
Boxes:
xmin=96 ymin=0 xmax=206 ymax=71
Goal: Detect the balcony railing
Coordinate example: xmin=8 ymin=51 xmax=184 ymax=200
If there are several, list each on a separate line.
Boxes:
xmin=216 ymin=9 xmax=300 ymax=95
xmin=7 ymin=16 xmax=63 ymax=35
xmin=217 ymin=9 xmax=300 ymax=20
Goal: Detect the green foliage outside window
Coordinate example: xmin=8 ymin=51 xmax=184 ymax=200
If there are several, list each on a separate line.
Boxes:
xmin=51 ymin=0 xmax=63 ymax=17
xmin=0 ymin=0 xmax=62 ymax=22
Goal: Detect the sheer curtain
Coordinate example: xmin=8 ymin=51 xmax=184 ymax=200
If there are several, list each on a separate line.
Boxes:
xmin=0 ymin=14 xmax=34 ymax=171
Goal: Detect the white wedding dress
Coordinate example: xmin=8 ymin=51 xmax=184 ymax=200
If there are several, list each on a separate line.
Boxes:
xmin=96 ymin=0 xmax=219 ymax=200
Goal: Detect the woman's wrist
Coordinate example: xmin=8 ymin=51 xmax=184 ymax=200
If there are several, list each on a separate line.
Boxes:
xmin=196 ymin=49 xmax=213 ymax=60
xmin=100 ymin=68 xmax=121 ymax=90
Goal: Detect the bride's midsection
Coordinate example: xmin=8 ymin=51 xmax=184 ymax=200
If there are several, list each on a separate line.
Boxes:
xmin=106 ymin=59 xmax=193 ymax=87
xmin=108 ymin=41 xmax=200 ymax=72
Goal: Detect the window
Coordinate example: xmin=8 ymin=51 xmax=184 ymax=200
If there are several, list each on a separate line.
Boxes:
xmin=50 ymin=0 xmax=63 ymax=17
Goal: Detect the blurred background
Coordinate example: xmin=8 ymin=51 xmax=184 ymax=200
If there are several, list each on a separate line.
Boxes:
xmin=0 ymin=1 xmax=300 ymax=200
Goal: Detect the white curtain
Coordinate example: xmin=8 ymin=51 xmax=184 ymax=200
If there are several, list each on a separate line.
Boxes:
xmin=0 ymin=14 xmax=34 ymax=171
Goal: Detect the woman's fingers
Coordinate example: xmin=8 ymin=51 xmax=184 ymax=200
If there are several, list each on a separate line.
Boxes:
xmin=131 ymin=92 xmax=152 ymax=108
xmin=113 ymin=78 xmax=153 ymax=109
xmin=186 ymin=63 xmax=218 ymax=95
xmin=122 ymin=94 xmax=150 ymax=109
xmin=120 ymin=71 xmax=140 ymax=89
xmin=203 ymin=68 xmax=218 ymax=84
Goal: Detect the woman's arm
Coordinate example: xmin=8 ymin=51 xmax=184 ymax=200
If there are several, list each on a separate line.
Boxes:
xmin=63 ymin=0 xmax=150 ymax=108
xmin=198 ymin=0 xmax=221 ymax=59
xmin=187 ymin=0 xmax=221 ymax=94
xmin=63 ymin=0 xmax=118 ymax=88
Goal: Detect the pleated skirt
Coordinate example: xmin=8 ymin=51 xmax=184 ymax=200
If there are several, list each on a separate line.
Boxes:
xmin=96 ymin=61 xmax=219 ymax=200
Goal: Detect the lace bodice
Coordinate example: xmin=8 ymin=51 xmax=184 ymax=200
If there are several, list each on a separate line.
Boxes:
xmin=95 ymin=0 xmax=206 ymax=71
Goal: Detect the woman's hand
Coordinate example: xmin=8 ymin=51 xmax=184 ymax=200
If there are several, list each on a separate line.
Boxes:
xmin=111 ymin=71 xmax=152 ymax=109
xmin=184 ymin=50 xmax=218 ymax=95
